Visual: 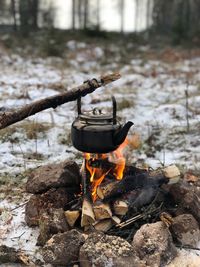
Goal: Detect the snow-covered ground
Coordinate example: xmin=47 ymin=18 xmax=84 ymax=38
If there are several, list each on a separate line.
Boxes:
xmin=0 ymin=40 xmax=200 ymax=265
xmin=0 ymin=43 xmax=199 ymax=176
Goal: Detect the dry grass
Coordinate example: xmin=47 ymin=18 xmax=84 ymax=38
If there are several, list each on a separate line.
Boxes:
xmin=0 ymin=121 xmax=51 ymax=143
xmin=117 ymin=98 xmax=133 ymax=110
xmin=20 ymin=121 xmax=51 ymax=139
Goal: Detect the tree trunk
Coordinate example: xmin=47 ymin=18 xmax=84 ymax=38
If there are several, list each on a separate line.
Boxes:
xmin=72 ymin=0 xmax=76 ymax=30
xmin=134 ymin=0 xmax=139 ymax=32
xmin=77 ymin=0 xmax=82 ymax=28
xmin=96 ymin=0 xmax=100 ymax=30
xmin=19 ymin=0 xmax=30 ymax=34
xmin=83 ymin=0 xmax=89 ymax=30
xmin=11 ymin=0 xmax=17 ymax=31
xmin=31 ymin=0 xmax=39 ymax=29
xmin=146 ymin=0 xmax=151 ymax=29
xmin=120 ymin=0 xmax=125 ymax=34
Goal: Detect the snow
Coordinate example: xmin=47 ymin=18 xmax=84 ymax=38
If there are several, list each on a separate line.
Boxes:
xmin=0 ymin=40 xmax=200 ymax=265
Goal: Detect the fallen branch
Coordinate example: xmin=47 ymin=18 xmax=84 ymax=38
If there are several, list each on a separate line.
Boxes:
xmin=0 ymin=72 xmax=121 ymax=130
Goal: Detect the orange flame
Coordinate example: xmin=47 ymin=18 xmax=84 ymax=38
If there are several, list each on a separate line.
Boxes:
xmin=84 ymin=138 xmax=128 ymax=201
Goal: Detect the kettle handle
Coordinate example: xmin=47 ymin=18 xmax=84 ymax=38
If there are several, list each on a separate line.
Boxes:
xmin=112 ymin=96 xmax=117 ymax=124
xmin=77 ymin=96 xmax=117 ymax=122
xmin=77 ymin=97 xmax=82 ymax=115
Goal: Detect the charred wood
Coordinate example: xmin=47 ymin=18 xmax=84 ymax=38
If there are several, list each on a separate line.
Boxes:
xmin=88 ymin=158 xmax=148 ymax=177
xmin=103 ymin=173 xmax=168 ymax=203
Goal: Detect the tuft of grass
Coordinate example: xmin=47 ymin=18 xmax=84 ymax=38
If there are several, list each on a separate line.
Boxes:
xmin=20 ymin=121 xmax=51 ymax=140
xmin=117 ymin=99 xmax=133 ymax=111
xmin=24 ymin=152 xmax=45 ymax=160
xmin=0 ymin=121 xmax=51 ymax=143
xmin=0 ymin=127 xmax=18 ymax=143
xmin=58 ymin=132 xmax=71 ymax=145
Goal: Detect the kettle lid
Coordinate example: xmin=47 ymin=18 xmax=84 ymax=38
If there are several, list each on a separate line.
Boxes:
xmin=77 ymin=96 xmax=117 ymax=125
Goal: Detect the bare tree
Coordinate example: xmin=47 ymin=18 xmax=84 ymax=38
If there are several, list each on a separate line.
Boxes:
xmin=96 ymin=0 xmax=100 ymax=30
xmin=77 ymin=0 xmax=83 ymax=28
xmin=134 ymin=0 xmax=139 ymax=32
xmin=30 ymin=0 xmax=39 ymax=29
xmin=152 ymin=0 xmax=200 ymax=39
xmin=11 ymin=0 xmax=17 ymax=30
xmin=72 ymin=0 xmax=76 ymax=30
xmin=119 ymin=0 xmax=125 ymax=34
xmin=83 ymin=0 xmax=89 ymax=30
xmin=146 ymin=0 xmax=151 ymax=29
xmin=19 ymin=0 xmax=30 ymax=34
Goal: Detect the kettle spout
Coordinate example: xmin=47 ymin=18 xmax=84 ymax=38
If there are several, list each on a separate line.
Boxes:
xmin=114 ymin=121 xmax=134 ymax=146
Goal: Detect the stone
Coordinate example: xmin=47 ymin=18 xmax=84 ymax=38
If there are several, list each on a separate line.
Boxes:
xmin=170 ymin=214 xmax=200 ymax=247
xmin=42 ymin=229 xmax=85 ymax=266
xmin=0 ymin=245 xmax=20 ymax=264
xmin=26 ymin=160 xmax=81 ymax=194
xmin=79 ymin=232 xmax=142 ymax=267
xmin=25 ymin=187 xmax=73 ymax=226
xmin=169 ymin=181 xmax=200 ymax=224
xmin=37 ymin=208 xmax=69 ymax=246
xmin=132 ymin=221 xmax=177 ymax=267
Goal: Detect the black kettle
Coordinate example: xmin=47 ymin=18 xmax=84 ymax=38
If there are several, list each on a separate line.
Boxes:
xmin=71 ymin=96 xmax=133 ymax=153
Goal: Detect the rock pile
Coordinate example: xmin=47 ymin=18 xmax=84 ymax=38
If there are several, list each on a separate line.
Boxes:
xmin=23 ymin=160 xmax=200 ymax=267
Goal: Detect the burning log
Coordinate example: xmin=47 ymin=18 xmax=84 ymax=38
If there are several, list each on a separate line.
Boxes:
xmin=88 ymin=158 xmax=147 ymax=177
xmin=96 ymin=181 xmax=118 ymax=200
xmin=93 ymin=202 xmax=112 ymax=220
xmin=64 ymin=210 xmax=80 ymax=227
xmin=81 ymin=197 xmax=95 ymax=227
xmin=103 ymin=173 xmax=168 ymax=203
xmin=0 ymin=72 xmax=121 ymax=130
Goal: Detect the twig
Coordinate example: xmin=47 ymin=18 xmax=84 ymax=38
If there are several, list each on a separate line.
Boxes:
xmin=117 ymin=202 xmax=163 ymax=228
xmin=11 ymin=201 xmax=28 ymax=211
xmin=175 ymin=244 xmax=200 ymax=251
xmin=185 ymin=82 xmax=190 ymax=133
xmin=11 ymin=231 xmax=25 ymax=240
xmin=0 ymin=72 xmax=121 ymax=130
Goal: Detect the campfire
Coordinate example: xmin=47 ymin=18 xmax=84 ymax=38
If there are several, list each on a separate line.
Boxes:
xmin=67 ymin=96 xmax=179 ymax=233
xmin=21 ymin=75 xmax=200 ymax=266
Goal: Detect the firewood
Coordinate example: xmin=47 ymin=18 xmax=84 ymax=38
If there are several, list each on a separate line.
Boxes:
xmin=103 ymin=173 xmax=168 ymax=202
xmin=162 ymin=165 xmax=180 ymax=184
xmin=113 ymin=200 xmax=128 ymax=215
xmin=81 ymin=197 xmax=95 ymax=227
xmin=96 ymin=181 xmax=118 ymax=199
xmin=94 ymin=219 xmax=113 ymax=232
xmin=64 ymin=210 xmax=80 ymax=227
xmin=0 ymin=72 xmax=120 ymax=130
xmin=93 ymin=202 xmax=112 ymax=220
xmin=111 ymin=216 xmax=121 ymax=225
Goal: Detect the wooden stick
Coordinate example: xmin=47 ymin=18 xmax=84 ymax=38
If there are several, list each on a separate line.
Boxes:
xmin=0 ymin=72 xmax=121 ymax=130
xmin=81 ymin=197 xmax=95 ymax=227
xmin=113 ymin=200 xmax=128 ymax=216
xmin=64 ymin=210 xmax=80 ymax=227
xmin=93 ymin=202 xmax=112 ymax=220
xmin=94 ymin=219 xmax=113 ymax=232
xmin=96 ymin=181 xmax=118 ymax=199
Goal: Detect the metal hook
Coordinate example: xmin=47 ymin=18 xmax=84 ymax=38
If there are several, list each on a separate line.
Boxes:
xmin=77 ymin=97 xmax=81 ymax=115
xmin=112 ymin=96 xmax=117 ymax=124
